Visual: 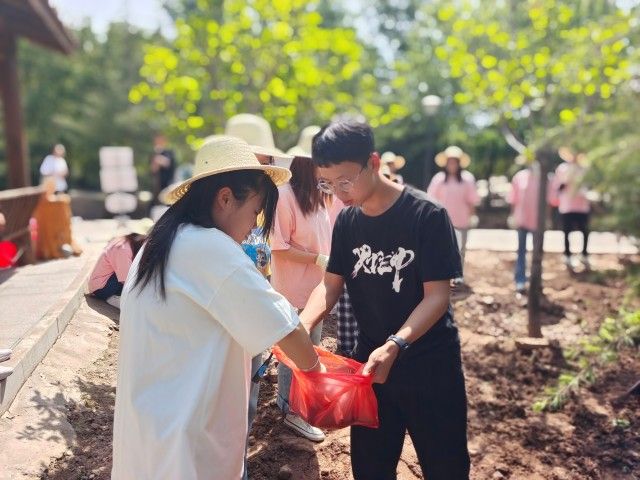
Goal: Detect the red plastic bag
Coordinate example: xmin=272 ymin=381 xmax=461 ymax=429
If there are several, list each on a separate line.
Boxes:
xmin=273 ymin=346 xmax=379 ymax=429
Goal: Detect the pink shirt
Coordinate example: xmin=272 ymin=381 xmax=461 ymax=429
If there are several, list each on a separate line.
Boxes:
xmin=270 ymin=184 xmax=332 ymax=309
xmin=427 ymin=171 xmax=480 ymax=229
xmin=552 ymin=162 xmax=590 ymax=214
xmin=88 ymin=238 xmax=134 ymax=292
xmin=508 ymin=168 xmax=555 ymax=231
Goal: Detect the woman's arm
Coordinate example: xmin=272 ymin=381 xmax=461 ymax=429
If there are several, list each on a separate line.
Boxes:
xmin=276 ymin=322 xmax=322 ymax=372
xmin=272 ymin=247 xmax=320 ymax=265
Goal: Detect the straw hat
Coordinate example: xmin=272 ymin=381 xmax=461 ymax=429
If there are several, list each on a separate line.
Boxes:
xmin=287 ymin=125 xmax=321 ymax=157
xmin=158 ymin=181 xmax=182 ymax=205
xmin=435 ymin=145 xmax=471 ymax=169
xmin=380 ymin=151 xmax=406 ymax=170
xmin=224 ymin=114 xmax=292 ymax=161
xmin=167 ymin=136 xmax=291 ymax=203
xmin=558 ymin=147 xmax=587 ymax=165
xmin=129 ymin=218 xmax=154 ymax=235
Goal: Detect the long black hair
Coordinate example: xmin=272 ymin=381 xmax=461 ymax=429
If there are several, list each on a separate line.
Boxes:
xmin=444 ymin=158 xmax=463 ymax=183
xmin=124 ymin=233 xmax=147 ymax=258
xmin=133 ymin=170 xmax=279 ymax=299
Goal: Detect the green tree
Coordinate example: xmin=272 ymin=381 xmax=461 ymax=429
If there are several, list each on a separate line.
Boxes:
xmin=354 ymin=0 xmax=516 ymax=187
xmin=433 ymin=0 xmax=637 ymax=336
xmin=16 ymin=23 xmax=165 ymax=190
xmin=130 ymin=0 xmax=409 ymax=150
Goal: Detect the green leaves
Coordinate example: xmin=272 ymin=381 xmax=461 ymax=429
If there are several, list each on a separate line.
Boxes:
xmin=434 ymin=0 xmax=636 ymax=143
xmin=129 ymin=0 xmax=408 ymax=146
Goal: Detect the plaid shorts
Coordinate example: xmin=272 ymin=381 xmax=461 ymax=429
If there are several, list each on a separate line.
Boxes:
xmin=337 ymin=287 xmax=359 ymax=357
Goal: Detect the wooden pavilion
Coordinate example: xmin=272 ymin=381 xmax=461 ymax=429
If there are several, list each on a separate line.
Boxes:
xmin=0 ymin=0 xmax=75 ymax=188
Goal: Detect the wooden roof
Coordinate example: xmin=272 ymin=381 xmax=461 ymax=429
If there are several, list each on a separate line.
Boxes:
xmin=0 ymin=0 xmax=75 ymax=54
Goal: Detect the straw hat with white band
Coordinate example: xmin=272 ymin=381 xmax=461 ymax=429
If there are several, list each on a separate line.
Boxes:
xmin=435 ymin=145 xmax=471 ymax=169
xmin=380 ymin=151 xmax=406 ymax=170
xmin=224 ymin=113 xmax=293 ymax=162
xmin=167 ymin=136 xmax=291 ymax=204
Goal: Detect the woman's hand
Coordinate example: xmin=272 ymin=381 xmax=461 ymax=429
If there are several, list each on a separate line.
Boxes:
xmin=362 ymin=342 xmax=400 ymax=384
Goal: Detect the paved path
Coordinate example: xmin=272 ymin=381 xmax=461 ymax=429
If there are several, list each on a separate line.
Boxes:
xmin=0 ymin=219 xmax=144 ymax=416
xmin=467 ymin=229 xmax=637 ymax=255
xmin=0 ymin=296 xmax=117 ymax=480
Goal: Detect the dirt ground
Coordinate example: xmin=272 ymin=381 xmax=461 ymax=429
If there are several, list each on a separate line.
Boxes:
xmin=41 ymin=251 xmax=639 ymax=480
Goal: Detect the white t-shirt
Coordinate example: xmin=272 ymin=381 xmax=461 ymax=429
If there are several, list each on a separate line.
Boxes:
xmin=112 ymin=224 xmax=299 ymax=480
xmin=40 ymin=154 xmax=69 ymax=192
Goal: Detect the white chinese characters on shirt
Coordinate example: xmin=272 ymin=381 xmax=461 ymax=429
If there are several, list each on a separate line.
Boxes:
xmin=351 ymin=244 xmax=415 ymax=293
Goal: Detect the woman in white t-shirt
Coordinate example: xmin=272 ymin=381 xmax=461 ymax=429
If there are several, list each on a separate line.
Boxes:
xmin=39 ymin=144 xmax=69 ymax=193
xmin=112 ymin=136 xmax=321 ymax=480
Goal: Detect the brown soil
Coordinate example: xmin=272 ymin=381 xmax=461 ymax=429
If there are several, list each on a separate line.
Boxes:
xmin=42 ymin=252 xmax=639 ymax=480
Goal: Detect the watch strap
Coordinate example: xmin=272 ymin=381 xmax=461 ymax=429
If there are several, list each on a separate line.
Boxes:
xmin=386 ymin=335 xmax=410 ymax=351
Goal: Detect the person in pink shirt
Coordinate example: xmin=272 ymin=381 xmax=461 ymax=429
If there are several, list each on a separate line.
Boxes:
xmin=427 ymin=146 xmax=480 ymax=285
xmin=88 ymin=232 xmax=147 ymax=308
xmin=508 ymin=160 xmax=555 ymax=292
xmin=553 ymin=148 xmax=591 ymax=268
xmin=270 ymin=155 xmax=332 ymax=442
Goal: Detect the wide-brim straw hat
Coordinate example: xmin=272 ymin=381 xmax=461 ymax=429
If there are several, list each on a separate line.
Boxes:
xmin=435 ymin=145 xmax=471 ymax=169
xmin=294 ymin=125 xmax=321 ymax=156
xmin=286 ymin=145 xmax=311 ymax=158
xmin=158 ymin=181 xmax=182 ymax=205
xmin=129 ymin=218 xmax=154 ymax=235
xmin=167 ymin=136 xmax=291 ymax=203
xmin=380 ymin=151 xmax=406 ymax=170
xmin=223 ymin=113 xmax=293 ymax=161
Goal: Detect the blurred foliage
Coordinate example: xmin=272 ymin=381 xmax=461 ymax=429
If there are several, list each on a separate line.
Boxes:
xmin=9 ymin=24 xmax=166 ymax=190
xmin=431 ymin=0 xmax=640 ymax=235
xmin=433 ymin=0 xmax=635 ymax=144
xmin=1 ymin=0 xmax=638 ymax=238
xmin=130 ymin=0 xmax=409 ymax=150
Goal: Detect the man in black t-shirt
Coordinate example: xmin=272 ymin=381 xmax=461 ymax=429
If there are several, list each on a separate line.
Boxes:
xmin=300 ymin=121 xmax=470 ymax=480
xmin=150 ymin=134 xmax=177 ymax=204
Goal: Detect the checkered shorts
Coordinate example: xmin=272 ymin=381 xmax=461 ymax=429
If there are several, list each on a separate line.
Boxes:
xmin=336 ymin=287 xmax=359 ymax=357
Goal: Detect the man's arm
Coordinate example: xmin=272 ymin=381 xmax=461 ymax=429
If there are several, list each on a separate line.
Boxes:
xmin=298 ymin=271 xmax=345 ymax=332
xmin=363 ymin=279 xmax=451 ymax=383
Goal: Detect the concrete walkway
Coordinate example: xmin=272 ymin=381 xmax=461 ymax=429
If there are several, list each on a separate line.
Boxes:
xmin=0 ymin=296 xmax=117 ymax=480
xmin=0 ymin=219 xmax=142 ymax=416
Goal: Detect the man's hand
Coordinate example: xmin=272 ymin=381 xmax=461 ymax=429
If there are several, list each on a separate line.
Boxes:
xmin=362 ymin=342 xmax=400 ymax=384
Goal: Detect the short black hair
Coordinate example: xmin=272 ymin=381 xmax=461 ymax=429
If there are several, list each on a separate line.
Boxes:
xmin=312 ymin=121 xmax=374 ymax=168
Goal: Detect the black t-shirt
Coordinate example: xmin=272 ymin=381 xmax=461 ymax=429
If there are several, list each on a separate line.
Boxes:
xmin=151 ymin=148 xmax=177 ymax=191
xmin=327 ymin=187 xmax=462 ymax=381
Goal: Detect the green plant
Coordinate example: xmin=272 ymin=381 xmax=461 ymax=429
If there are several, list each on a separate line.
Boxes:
xmin=611 ymin=417 xmax=631 ymax=429
xmin=533 ymin=309 xmax=640 ymax=412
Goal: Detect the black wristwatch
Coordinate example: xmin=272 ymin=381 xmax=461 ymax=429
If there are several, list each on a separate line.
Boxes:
xmin=386 ymin=335 xmax=410 ymax=352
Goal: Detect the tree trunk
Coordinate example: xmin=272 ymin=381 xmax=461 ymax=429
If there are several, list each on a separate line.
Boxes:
xmin=527 ymin=148 xmax=553 ymax=338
